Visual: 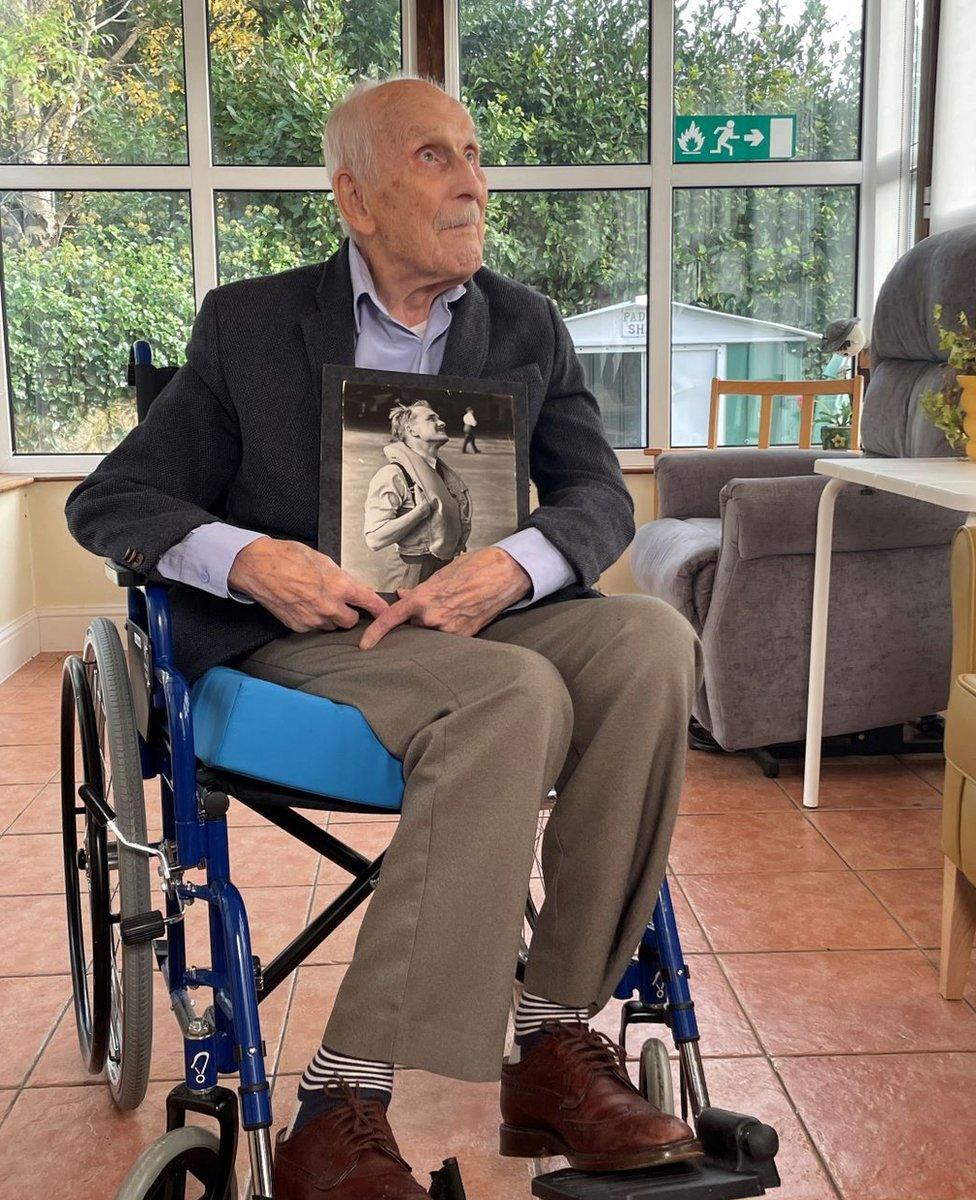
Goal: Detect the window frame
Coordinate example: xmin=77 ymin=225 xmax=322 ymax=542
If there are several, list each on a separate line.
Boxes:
xmin=0 ymin=0 xmax=883 ymax=475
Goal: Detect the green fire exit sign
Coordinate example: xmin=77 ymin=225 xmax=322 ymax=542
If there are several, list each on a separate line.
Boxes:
xmin=674 ymin=114 xmax=797 ymax=162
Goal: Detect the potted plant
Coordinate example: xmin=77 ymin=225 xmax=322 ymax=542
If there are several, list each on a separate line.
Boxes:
xmin=920 ymin=305 xmax=976 ymax=461
xmin=816 ymin=395 xmax=854 ymax=449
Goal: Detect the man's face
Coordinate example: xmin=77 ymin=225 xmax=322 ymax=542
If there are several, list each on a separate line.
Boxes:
xmin=351 ymin=82 xmax=488 ymax=282
xmin=406 ymin=404 xmax=448 ymax=450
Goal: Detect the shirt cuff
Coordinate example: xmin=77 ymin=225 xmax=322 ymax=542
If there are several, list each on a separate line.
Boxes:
xmin=493 ymin=527 xmax=576 ymax=612
xmin=155 ymin=523 xmax=266 ymax=604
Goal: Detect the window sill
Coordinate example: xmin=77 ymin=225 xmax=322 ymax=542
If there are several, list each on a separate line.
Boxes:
xmin=0 ymin=473 xmax=35 ymax=494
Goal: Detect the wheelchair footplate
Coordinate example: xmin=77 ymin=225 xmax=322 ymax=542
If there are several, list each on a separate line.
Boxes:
xmin=531 ymin=1107 xmax=780 ymax=1200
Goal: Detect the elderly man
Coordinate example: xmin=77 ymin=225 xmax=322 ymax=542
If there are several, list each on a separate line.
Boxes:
xmin=65 ymin=75 xmax=701 ymax=1199
xmin=362 ymin=400 xmax=472 ymax=589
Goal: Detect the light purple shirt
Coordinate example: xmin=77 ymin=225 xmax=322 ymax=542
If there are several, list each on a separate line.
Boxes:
xmin=157 ymin=239 xmax=575 ymax=609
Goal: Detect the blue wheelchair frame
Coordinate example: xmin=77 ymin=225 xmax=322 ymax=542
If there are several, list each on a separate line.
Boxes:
xmin=123 ymin=568 xmax=715 ymax=1190
xmin=92 ymin=341 xmax=780 ymax=1200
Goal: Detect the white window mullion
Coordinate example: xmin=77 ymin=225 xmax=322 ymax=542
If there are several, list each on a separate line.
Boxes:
xmin=857 ymin=0 xmax=882 ymax=326
xmin=182 ymin=0 xmax=218 ymax=304
xmin=672 ymin=160 xmax=863 ymax=188
xmin=648 ymin=0 xmax=675 ymax=452
xmin=444 ymin=0 xmax=460 ymax=99
xmin=402 ymin=0 xmax=417 ymax=75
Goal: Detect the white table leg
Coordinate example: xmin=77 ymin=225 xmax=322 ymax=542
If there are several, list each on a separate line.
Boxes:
xmin=802 ymin=478 xmax=845 ymax=809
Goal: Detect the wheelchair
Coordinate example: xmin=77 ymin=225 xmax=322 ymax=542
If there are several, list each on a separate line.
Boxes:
xmin=57 ymin=341 xmax=781 ymax=1199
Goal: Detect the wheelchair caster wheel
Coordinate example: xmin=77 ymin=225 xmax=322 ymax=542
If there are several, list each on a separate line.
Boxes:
xmin=638 ymin=1037 xmax=674 ymax=1114
xmin=115 ymin=1126 xmax=238 ymax=1199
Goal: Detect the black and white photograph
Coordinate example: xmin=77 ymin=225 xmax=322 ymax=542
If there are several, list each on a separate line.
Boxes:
xmin=324 ymin=366 xmax=529 ymax=595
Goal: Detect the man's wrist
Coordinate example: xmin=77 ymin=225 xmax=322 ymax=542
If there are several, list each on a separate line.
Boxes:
xmin=228 ymin=534 xmax=272 ymax=594
xmin=493 ymin=546 xmax=533 ymax=600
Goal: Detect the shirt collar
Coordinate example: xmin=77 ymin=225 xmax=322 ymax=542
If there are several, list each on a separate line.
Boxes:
xmin=348 ymin=237 xmax=467 ymax=335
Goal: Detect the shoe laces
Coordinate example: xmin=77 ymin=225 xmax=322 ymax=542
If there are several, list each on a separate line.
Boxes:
xmin=322 ymin=1080 xmax=413 ymax=1173
xmin=539 ymin=1019 xmax=639 ymax=1101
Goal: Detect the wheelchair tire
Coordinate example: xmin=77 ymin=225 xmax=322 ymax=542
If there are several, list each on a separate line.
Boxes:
xmin=638 ymin=1037 xmax=675 ymax=1114
xmin=114 ymin=1127 xmax=237 ymax=1200
xmin=62 ymin=617 xmax=154 ymax=1111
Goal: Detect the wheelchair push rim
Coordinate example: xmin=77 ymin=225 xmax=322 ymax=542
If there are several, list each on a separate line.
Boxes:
xmin=61 ymin=617 xmax=155 ymax=1110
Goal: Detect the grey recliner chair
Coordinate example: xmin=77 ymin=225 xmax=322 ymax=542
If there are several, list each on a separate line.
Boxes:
xmin=631 ymin=224 xmax=976 ymax=762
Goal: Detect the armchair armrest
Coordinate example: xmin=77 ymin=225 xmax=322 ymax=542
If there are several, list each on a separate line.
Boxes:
xmin=630 ymin=517 xmax=721 ymax=630
xmin=720 ymin=474 xmax=961 ymax=560
xmin=656 ymin=447 xmax=853 ymax=519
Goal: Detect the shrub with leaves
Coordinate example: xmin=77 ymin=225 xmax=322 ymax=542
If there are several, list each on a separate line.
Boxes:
xmin=919 ymin=304 xmax=976 ymax=449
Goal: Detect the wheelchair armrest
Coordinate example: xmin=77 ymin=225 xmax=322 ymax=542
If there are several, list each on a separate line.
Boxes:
xmin=104 ymin=558 xmax=145 ymax=588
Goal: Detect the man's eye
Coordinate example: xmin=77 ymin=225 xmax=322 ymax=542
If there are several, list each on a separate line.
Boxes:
xmin=421 ymin=149 xmax=437 ymax=162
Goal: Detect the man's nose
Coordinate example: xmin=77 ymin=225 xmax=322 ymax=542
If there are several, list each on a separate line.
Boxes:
xmin=452 ymin=155 xmax=485 ymax=198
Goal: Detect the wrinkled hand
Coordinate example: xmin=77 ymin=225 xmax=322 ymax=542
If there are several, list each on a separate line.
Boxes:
xmin=358 ymin=546 xmax=532 ymax=649
xmin=228 ymin=536 xmax=388 ymax=632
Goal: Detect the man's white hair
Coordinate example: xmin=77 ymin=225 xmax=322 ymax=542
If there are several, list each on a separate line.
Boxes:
xmin=322 ymin=73 xmax=450 ymax=234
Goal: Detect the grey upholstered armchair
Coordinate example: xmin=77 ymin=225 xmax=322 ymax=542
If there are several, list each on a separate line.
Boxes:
xmin=631 ymin=224 xmax=976 ymax=758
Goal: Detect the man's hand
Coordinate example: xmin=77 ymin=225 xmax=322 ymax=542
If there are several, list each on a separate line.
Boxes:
xmin=228 ymin=536 xmax=388 ymax=632
xmin=358 ymin=546 xmax=532 ymax=649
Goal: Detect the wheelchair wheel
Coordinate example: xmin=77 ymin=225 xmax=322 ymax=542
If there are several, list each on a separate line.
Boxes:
xmin=638 ymin=1037 xmax=675 ymax=1114
xmin=115 ymin=1127 xmax=237 ymax=1200
xmin=61 ymin=617 xmax=154 ymax=1110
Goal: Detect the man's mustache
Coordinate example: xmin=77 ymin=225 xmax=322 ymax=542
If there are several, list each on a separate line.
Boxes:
xmin=437 ymin=204 xmax=482 ymax=230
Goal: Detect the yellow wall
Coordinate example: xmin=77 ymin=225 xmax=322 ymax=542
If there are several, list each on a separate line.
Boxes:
xmin=0 ymin=487 xmax=35 ymax=627
xmin=1 ymin=471 xmax=658 ymax=635
xmin=28 ymin=480 xmax=119 ymax=609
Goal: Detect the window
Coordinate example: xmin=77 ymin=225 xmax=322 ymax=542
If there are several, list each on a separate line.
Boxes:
xmin=0 ymin=0 xmax=879 ymax=471
xmin=209 ymin=0 xmax=402 ymax=166
xmin=674 ymin=0 xmax=864 ymax=162
xmin=671 ymin=185 xmax=858 ymax=446
xmin=215 ymin=192 xmax=343 ymax=283
xmin=460 ymin=0 xmax=650 ymax=165
xmin=0 ymin=0 xmax=188 ymax=166
xmin=1 ymin=190 xmax=193 ymax=454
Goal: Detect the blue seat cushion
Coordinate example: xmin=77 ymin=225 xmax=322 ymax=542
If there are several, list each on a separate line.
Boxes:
xmin=190 ymin=668 xmax=404 ymax=811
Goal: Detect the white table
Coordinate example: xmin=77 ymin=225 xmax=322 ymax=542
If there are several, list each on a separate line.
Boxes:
xmin=803 ymin=457 xmax=976 ymax=808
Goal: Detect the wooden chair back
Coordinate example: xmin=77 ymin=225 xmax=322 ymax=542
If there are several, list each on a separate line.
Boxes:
xmin=707 ymin=376 xmax=864 ymax=450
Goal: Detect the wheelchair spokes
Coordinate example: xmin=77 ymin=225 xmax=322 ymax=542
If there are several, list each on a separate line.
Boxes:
xmin=61 ymin=618 xmax=156 ymax=1111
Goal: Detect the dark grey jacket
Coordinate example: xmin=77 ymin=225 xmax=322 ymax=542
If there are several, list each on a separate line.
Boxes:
xmin=65 ymin=240 xmax=635 ymax=683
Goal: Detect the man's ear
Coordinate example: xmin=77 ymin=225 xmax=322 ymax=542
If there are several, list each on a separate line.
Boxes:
xmin=333 ymin=169 xmax=375 ymax=237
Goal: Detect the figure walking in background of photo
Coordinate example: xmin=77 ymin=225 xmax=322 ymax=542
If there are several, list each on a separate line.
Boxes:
xmin=461 ymin=404 xmax=481 ymax=452
xmin=363 ymin=399 xmax=472 ymax=589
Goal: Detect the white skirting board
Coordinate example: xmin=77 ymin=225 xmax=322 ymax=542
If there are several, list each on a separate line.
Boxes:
xmin=0 ymin=605 xmax=127 ymax=684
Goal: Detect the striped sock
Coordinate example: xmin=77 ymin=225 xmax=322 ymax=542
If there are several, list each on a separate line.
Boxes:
xmin=290 ymin=1044 xmax=394 ymax=1137
xmin=511 ymin=990 xmax=589 ymax=1061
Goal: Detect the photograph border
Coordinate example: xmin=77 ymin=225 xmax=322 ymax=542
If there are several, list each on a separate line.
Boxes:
xmin=319 ymin=363 xmax=531 ymax=565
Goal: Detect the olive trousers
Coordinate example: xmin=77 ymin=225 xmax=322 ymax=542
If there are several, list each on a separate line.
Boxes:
xmin=235 ymin=593 xmax=701 ymax=1081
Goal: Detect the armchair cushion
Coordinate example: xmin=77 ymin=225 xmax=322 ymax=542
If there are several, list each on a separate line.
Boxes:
xmin=720 ymin=475 xmax=963 ymax=560
xmin=630 ymin=517 xmax=721 ymax=633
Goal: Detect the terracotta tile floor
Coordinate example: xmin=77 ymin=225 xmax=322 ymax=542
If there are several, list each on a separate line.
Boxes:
xmin=1 ymin=650 xmax=975 ymax=1199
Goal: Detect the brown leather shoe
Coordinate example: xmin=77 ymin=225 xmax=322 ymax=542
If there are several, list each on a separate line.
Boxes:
xmin=273 ymin=1082 xmax=430 ymax=1198
xmin=500 ymin=1020 xmax=703 ymax=1172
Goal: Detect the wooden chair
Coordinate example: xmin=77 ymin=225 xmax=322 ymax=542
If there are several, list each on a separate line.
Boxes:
xmin=707 ymin=377 xmax=864 ymax=451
